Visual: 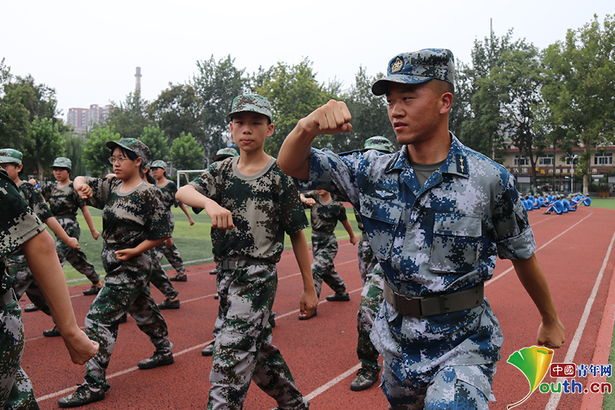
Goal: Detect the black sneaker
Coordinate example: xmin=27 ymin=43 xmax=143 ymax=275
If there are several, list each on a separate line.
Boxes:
xmin=169 ymin=274 xmax=187 ymax=282
xmin=326 ymin=292 xmax=350 ymax=302
xmin=158 ymin=299 xmax=180 ymax=310
xmin=268 ymin=312 xmax=276 ymax=328
xmin=24 ymin=303 xmax=39 ymax=312
xmin=118 ymin=313 xmax=128 ymax=324
xmin=350 ymin=367 xmax=380 ymax=391
xmin=83 ymin=285 xmax=101 ymax=296
xmin=43 ymin=326 xmax=61 ymax=337
xmin=58 ymin=384 xmax=105 ymax=408
xmin=201 ymin=343 xmax=214 ymax=356
xmin=138 ymin=351 xmax=174 ymax=369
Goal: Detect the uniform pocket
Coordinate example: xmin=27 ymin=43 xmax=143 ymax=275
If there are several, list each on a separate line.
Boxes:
xmin=428 ymin=213 xmax=482 ymax=274
xmin=359 ymin=192 xmax=402 ymax=260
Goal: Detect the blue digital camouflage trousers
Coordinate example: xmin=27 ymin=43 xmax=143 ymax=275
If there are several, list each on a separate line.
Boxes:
xmin=7 ymin=253 xmax=51 ymax=316
xmin=356 ymin=234 xmax=383 ymax=372
xmin=208 ymin=262 xmax=309 ymax=410
xmin=55 ymin=217 xmax=100 ymax=284
xmin=83 ymin=246 xmax=172 ymax=389
xmin=0 ymin=291 xmax=39 ymax=410
xmin=150 ymin=243 xmax=179 ymax=300
xmin=311 ymin=232 xmax=346 ymax=299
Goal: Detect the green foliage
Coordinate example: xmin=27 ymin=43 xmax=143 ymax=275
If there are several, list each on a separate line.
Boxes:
xmin=255 ymin=58 xmax=333 ymax=156
xmin=84 ymin=125 xmax=120 ymax=176
xmin=341 ymin=66 xmax=397 ymax=152
xmin=140 ymin=125 xmax=170 ymax=163
xmin=171 ymin=132 xmax=203 ymax=170
xmin=191 ymin=55 xmax=248 ymax=157
xmin=23 ymin=117 xmax=65 ymax=179
xmin=542 ymin=14 xmax=615 ymax=193
xmin=107 ymin=91 xmax=155 ymax=139
xmin=148 ymin=83 xmax=204 ymax=143
xmin=63 ymin=132 xmax=87 ymax=176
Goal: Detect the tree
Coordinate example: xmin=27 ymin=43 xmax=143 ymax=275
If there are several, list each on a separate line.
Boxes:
xmin=191 ymin=55 xmax=248 ymax=157
xmin=63 ymin=132 xmax=87 ymax=176
xmin=171 ymin=132 xmax=204 ymax=171
xmin=255 ymin=59 xmax=333 ymax=156
xmin=140 ymin=125 xmax=170 ymax=163
xmin=22 ymin=117 xmax=64 ymax=179
xmin=542 ymin=14 xmax=615 ymax=194
xmin=341 ymin=66 xmax=396 ymax=152
xmin=148 ymin=83 xmax=204 ymax=143
xmin=107 ymin=91 xmax=154 ymax=139
xmin=84 ymin=125 xmax=120 ymax=176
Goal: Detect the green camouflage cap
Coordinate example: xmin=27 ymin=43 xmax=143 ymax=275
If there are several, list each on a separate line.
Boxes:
xmin=150 ymin=160 xmax=167 ymax=169
xmin=52 ymin=157 xmax=72 ymax=170
xmin=213 ymin=147 xmax=239 ymax=162
xmin=229 ymin=94 xmax=272 ymax=122
xmin=0 ymin=148 xmax=23 ymax=165
xmin=362 ymin=136 xmax=395 ymax=153
xmin=372 ymin=49 xmax=455 ymax=96
xmin=107 ymin=138 xmax=152 ymax=164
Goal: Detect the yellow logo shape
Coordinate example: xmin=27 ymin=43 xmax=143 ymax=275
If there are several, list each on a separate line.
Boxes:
xmin=391 ymin=57 xmax=403 ymax=73
xmin=506 ymin=346 xmax=554 ymax=409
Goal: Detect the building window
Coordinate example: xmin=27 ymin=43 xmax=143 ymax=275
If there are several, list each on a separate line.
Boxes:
xmin=595 ymin=153 xmax=613 ymax=165
xmin=538 ymin=154 xmax=554 ymax=166
xmin=514 ymin=155 xmax=529 ymax=166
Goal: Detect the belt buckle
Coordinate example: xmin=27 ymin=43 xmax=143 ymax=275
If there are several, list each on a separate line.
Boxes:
xmin=400 ymin=294 xmax=423 ymax=317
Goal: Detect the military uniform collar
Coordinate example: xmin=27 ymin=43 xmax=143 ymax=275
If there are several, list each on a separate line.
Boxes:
xmin=385 ymin=133 xmax=469 ymax=178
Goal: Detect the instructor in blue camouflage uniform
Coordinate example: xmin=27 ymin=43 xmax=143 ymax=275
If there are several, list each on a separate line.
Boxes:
xmin=278 ymin=49 xmax=565 ymax=409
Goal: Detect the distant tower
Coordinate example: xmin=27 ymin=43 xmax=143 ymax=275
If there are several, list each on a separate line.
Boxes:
xmin=135 ymin=67 xmax=142 ymax=93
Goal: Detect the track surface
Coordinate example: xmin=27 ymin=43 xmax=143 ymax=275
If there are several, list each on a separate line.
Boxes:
xmin=20 ymin=206 xmax=615 ymax=409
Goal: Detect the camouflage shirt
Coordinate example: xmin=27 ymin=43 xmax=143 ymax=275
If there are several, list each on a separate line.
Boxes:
xmin=17 ymin=182 xmax=53 ymax=222
xmin=296 ymin=134 xmax=536 ymax=296
xmin=189 ymin=157 xmax=308 ymax=263
xmin=41 ymin=181 xmax=85 ymax=218
xmin=0 ymin=170 xmax=44 ymax=292
xmin=302 ymin=191 xmax=347 ymax=233
xmin=156 ymin=181 xmax=180 ymax=210
xmin=84 ymin=177 xmax=172 ymax=249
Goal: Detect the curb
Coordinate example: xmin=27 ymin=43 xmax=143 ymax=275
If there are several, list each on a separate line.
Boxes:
xmin=581 ymin=264 xmax=615 ymax=409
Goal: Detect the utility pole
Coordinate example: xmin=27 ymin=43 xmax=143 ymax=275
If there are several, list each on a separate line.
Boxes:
xmin=135 ymin=67 xmax=142 ymax=93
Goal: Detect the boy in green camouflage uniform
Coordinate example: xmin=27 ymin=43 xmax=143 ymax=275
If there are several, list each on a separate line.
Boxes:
xmin=300 ymin=190 xmax=358 ymax=308
xmin=0 ymin=169 xmax=99 ymax=409
xmin=42 ymin=157 xmax=102 ymax=296
xmin=58 ymin=138 xmax=174 ymax=408
xmin=0 ymin=149 xmax=80 ymax=337
xmin=177 ymin=94 xmax=318 ymax=410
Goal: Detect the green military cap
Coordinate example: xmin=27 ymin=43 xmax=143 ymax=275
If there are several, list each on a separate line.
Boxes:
xmin=52 ymin=157 xmax=72 ymax=171
xmin=362 ymin=136 xmax=395 ymax=153
xmin=372 ymin=49 xmax=455 ymax=96
xmin=107 ymin=138 xmax=152 ymax=164
xmin=229 ymin=94 xmax=273 ymax=122
xmin=213 ymin=147 xmax=239 ymax=162
xmin=0 ymin=148 xmax=23 ymax=165
xmin=150 ymin=160 xmax=167 ymax=169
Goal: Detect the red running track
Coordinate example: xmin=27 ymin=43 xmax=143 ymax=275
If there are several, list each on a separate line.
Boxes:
xmin=20 ymin=206 xmax=615 ymax=409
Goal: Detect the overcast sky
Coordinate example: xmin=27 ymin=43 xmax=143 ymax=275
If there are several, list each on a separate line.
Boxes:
xmin=1 ymin=1 xmax=612 ymax=121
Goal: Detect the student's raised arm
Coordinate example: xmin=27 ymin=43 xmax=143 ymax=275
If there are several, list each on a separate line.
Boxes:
xmin=176 ymin=184 xmax=234 ymax=229
xmin=278 ymin=100 xmax=352 ymax=180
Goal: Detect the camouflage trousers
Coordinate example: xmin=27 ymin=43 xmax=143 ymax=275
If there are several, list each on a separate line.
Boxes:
xmin=311 ymin=232 xmax=346 ymax=299
xmin=161 ymin=242 xmax=185 ymax=275
xmin=0 ymin=290 xmax=39 ymax=410
xmin=356 ymin=234 xmax=383 ymax=372
xmin=6 ymin=253 xmax=51 ymax=317
xmin=150 ymin=243 xmax=179 ymax=300
xmin=83 ymin=245 xmax=172 ymax=388
xmin=56 ymin=217 xmax=100 ymax=284
xmin=208 ymin=262 xmax=309 ymax=410
xmin=382 ymin=364 xmax=494 ymax=410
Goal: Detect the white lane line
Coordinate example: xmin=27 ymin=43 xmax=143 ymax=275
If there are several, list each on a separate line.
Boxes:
xmin=545 ymin=227 xmax=615 ymax=410
xmin=305 ymin=364 xmax=362 ymax=401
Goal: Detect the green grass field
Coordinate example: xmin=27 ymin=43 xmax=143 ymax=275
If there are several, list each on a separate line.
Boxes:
xmin=56 ymin=207 xmax=360 ymax=286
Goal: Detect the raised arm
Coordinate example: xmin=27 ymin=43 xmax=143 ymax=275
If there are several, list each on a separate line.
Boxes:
xmin=278 ymin=100 xmax=352 ymax=180
xmin=21 ymin=229 xmax=99 ymax=364
xmin=512 ymin=254 xmax=565 ymax=349
xmin=176 ymin=184 xmax=234 ymax=229
xmin=289 ymin=230 xmax=318 ymax=319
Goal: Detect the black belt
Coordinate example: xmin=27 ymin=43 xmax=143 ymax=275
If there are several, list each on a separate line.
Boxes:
xmin=219 ymin=258 xmax=271 ymax=271
xmin=383 ymin=281 xmax=484 ymax=318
